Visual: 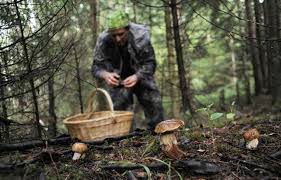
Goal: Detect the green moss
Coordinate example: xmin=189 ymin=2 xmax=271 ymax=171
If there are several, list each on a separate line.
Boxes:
xmin=141 ymin=136 xmax=160 ymax=157
xmin=184 ymin=129 xmax=206 ymax=141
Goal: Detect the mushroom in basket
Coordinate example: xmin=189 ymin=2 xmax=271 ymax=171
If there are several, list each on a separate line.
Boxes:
xmin=243 ymin=128 xmax=260 ymax=150
xmin=72 ymin=142 xmax=88 ymax=160
xmin=154 ymin=119 xmax=186 ymax=159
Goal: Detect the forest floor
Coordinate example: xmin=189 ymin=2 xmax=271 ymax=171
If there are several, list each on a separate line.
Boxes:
xmin=1 ymin=102 xmax=281 ymax=179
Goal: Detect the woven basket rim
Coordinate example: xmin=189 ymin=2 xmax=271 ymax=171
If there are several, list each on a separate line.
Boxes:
xmin=63 ymin=110 xmax=133 ymax=125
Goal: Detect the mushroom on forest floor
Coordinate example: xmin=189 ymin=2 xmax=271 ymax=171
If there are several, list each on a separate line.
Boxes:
xmin=243 ymin=128 xmax=260 ymax=150
xmin=72 ymin=142 xmax=88 ymax=160
xmin=154 ymin=119 xmax=186 ymax=159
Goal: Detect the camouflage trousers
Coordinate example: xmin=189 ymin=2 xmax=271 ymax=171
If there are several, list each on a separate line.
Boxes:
xmin=106 ymin=77 xmax=164 ymax=130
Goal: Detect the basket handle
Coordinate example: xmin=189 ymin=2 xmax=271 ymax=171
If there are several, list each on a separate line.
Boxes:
xmin=85 ymin=88 xmax=114 ymax=113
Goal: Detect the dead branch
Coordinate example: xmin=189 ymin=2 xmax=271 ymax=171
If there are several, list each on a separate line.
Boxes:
xmin=225 ymin=156 xmax=281 ymax=175
xmin=0 ymin=130 xmax=145 ymax=152
xmin=100 ymin=162 xmax=166 ymax=171
xmin=100 ymin=159 xmax=221 ymax=175
xmin=270 ymin=151 xmax=281 ymax=159
xmin=0 ymin=136 xmax=71 ymax=152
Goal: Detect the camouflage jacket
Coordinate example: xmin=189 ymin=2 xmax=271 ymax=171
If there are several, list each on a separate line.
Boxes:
xmin=92 ymin=23 xmax=157 ymax=81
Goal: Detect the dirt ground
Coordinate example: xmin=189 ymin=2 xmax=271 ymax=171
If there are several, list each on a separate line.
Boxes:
xmin=1 ymin=111 xmax=281 ymax=180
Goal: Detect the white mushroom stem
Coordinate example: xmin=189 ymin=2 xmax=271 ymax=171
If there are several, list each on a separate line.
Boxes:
xmin=72 ymin=152 xmax=82 ymax=160
xmin=160 ymin=133 xmax=178 ymax=145
xmin=246 ymin=138 xmax=259 ymax=150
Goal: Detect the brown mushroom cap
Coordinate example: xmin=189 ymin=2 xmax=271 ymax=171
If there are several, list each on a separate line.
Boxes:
xmin=243 ymin=128 xmax=260 ymax=141
xmin=72 ymin=143 xmax=88 ymax=153
xmin=154 ymin=119 xmax=185 ymax=134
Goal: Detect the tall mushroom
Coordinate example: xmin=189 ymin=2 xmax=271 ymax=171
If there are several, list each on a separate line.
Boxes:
xmin=154 ymin=119 xmax=186 ymax=159
xmin=72 ymin=142 xmax=88 ymax=160
xmin=243 ymin=128 xmax=260 ymax=150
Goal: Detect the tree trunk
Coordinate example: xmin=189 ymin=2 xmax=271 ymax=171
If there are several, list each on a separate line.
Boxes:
xmin=148 ymin=7 xmax=153 ymax=28
xmin=274 ymin=0 xmax=281 ymax=102
xmin=170 ymin=0 xmax=194 ymax=114
xmin=245 ymin=0 xmax=262 ymax=95
xmin=268 ymin=0 xmax=281 ymax=103
xmin=0 ymin=53 xmax=9 ymax=143
xmin=74 ymin=48 xmax=84 ymax=113
xmin=238 ymin=0 xmax=251 ymax=104
xmin=276 ymin=0 xmax=281 ymax=60
xmin=254 ymin=0 xmax=266 ymax=91
xmin=132 ymin=0 xmax=137 ymax=23
xmin=263 ymin=0 xmax=271 ymax=94
xmin=47 ymin=76 xmax=57 ymax=138
xmin=89 ymin=0 xmax=99 ymax=48
xmin=14 ymin=0 xmax=41 ymax=139
xmin=229 ymin=38 xmax=240 ymax=104
xmin=164 ymin=3 xmax=178 ymax=117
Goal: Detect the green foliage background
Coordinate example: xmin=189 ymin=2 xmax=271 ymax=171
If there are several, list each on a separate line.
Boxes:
xmin=0 ymin=0 xmax=256 ymax=131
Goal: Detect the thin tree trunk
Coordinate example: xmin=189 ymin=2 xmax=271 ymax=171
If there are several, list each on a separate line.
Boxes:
xmin=89 ymin=0 xmax=99 ymax=48
xmin=74 ymin=48 xmax=84 ymax=113
xmin=263 ymin=0 xmax=271 ymax=94
xmin=229 ymin=38 xmax=240 ymax=103
xmin=14 ymin=0 xmax=41 ymax=139
xmin=47 ymin=76 xmax=57 ymax=138
xmin=245 ymin=0 xmax=261 ymax=95
xmin=276 ymin=0 xmax=281 ymax=59
xmin=132 ymin=0 xmax=137 ymax=23
xmin=148 ymin=7 xmax=153 ymax=28
xmin=160 ymin=62 xmax=165 ymax=97
xmin=268 ymin=0 xmax=281 ymax=102
xmin=254 ymin=0 xmax=266 ymax=91
xmin=164 ymin=3 xmax=177 ymax=117
xmin=238 ymin=0 xmax=251 ymax=104
xmin=274 ymin=0 xmax=281 ymax=102
xmin=170 ymin=0 xmax=194 ymax=114
xmin=0 ymin=53 xmax=9 ymax=143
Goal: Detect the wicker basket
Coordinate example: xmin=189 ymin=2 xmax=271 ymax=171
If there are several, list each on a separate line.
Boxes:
xmin=63 ymin=88 xmax=133 ymax=141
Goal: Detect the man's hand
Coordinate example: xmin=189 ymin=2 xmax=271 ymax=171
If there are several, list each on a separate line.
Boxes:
xmin=101 ymin=71 xmax=120 ymax=87
xmin=122 ymin=74 xmax=139 ymax=88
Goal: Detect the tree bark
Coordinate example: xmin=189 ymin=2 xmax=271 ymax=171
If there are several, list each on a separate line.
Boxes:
xmin=74 ymin=48 xmax=84 ymax=113
xmin=0 ymin=53 xmax=9 ymax=143
xmin=229 ymin=38 xmax=240 ymax=104
xmin=254 ymin=0 xmax=266 ymax=91
xmin=47 ymin=76 xmax=57 ymax=138
xmin=276 ymin=0 xmax=281 ymax=60
xmin=89 ymin=0 xmax=99 ymax=48
xmin=263 ymin=0 xmax=271 ymax=94
xmin=237 ymin=0 xmax=251 ymax=104
xmin=170 ymin=0 xmax=194 ymax=114
xmin=132 ymin=0 xmax=137 ymax=23
xmin=164 ymin=2 xmax=177 ymax=117
xmin=273 ymin=0 xmax=281 ymax=102
xmin=265 ymin=0 xmax=281 ymax=102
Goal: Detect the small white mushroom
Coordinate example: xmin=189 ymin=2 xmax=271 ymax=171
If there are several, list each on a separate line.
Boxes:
xmin=72 ymin=143 xmax=88 ymax=160
xmin=246 ymin=138 xmax=259 ymax=150
xmin=243 ymin=128 xmax=260 ymax=150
